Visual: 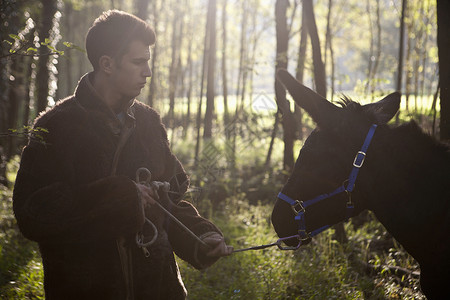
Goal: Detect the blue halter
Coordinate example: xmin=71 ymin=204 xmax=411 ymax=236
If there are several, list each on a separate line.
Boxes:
xmin=277 ymin=124 xmax=378 ymax=240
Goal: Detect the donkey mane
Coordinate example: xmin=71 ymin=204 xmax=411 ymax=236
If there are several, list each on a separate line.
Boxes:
xmin=335 ymin=95 xmax=356 ymax=109
xmin=337 ymin=95 xmax=450 ymax=154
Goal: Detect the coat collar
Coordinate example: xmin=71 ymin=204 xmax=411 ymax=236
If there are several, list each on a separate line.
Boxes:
xmin=74 ymin=73 xmax=136 ymax=134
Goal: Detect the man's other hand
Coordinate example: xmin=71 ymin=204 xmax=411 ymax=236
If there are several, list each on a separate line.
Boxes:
xmin=201 ymin=233 xmax=233 ymax=257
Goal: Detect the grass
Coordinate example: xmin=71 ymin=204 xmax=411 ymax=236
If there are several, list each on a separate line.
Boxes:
xmin=0 ymin=164 xmax=44 ymax=299
xmin=178 ymin=198 xmax=424 ymax=300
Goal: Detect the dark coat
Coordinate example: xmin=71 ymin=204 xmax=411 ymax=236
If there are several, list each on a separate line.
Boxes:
xmin=13 ymin=73 xmax=222 ymax=299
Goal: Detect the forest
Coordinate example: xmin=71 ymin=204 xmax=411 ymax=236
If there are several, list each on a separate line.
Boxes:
xmin=1 ymin=0 xmax=449 ymax=299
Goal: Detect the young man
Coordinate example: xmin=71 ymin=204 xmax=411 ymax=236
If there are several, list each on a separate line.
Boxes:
xmin=13 ymin=10 xmax=232 ymax=299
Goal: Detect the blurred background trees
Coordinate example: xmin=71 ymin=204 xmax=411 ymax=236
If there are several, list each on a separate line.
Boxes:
xmin=1 ymin=0 xmax=445 ymax=165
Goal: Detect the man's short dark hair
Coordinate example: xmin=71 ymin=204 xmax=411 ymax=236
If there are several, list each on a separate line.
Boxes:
xmin=85 ymin=10 xmax=156 ymax=71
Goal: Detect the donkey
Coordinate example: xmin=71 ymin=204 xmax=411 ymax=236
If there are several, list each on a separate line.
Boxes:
xmin=271 ymin=69 xmax=450 ymax=299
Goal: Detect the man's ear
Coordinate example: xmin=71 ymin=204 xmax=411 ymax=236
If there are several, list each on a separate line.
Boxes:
xmin=98 ymin=55 xmax=115 ymax=75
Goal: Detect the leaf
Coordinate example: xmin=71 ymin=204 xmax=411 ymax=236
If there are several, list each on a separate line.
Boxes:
xmin=46 ymin=45 xmax=56 ymax=52
xmin=62 ymin=41 xmax=86 ymax=53
xmin=8 ymin=34 xmax=20 ymax=40
xmin=36 ymin=127 xmax=49 ymax=133
xmin=26 ymin=47 xmax=37 ymax=53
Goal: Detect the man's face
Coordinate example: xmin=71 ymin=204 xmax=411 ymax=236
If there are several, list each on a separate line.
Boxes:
xmin=110 ymin=39 xmax=152 ymax=101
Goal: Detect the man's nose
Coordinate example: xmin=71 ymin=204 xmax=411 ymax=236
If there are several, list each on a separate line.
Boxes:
xmin=143 ymin=63 xmax=152 ymax=78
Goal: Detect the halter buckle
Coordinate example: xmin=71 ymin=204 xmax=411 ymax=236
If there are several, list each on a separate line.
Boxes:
xmin=291 ymin=200 xmax=305 ymax=214
xmin=353 ymin=151 xmax=366 ymax=168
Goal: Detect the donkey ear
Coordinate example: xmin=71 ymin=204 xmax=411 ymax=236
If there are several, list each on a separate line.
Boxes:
xmin=363 ymin=92 xmax=401 ymax=124
xmin=276 ymin=69 xmax=340 ymax=128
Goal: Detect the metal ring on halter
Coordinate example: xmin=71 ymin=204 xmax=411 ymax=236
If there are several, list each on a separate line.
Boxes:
xmin=136 ymin=217 xmax=158 ymax=248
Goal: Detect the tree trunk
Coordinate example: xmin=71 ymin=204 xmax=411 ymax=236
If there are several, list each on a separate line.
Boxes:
xmin=437 ymin=0 xmax=450 ymax=142
xmin=134 ymin=0 xmax=149 ymax=20
xmin=324 ymin=0 xmax=335 ymax=102
xmin=7 ymin=57 xmax=22 ymax=158
xmin=419 ymin=1 xmax=431 ymax=100
xmin=221 ymin=0 xmax=229 ymax=129
xmin=396 ymin=0 xmax=406 ymax=92
xmin=303 ymin=0 xmax=326 ymax=97
xmin=370 ymin=0 xmax=382 ymax=99
xmin=265 ymin=110 xmax=280 ymax=167
xmin=183 ymin=34 xmax=194 ymax=137
xmin=64 ymin=2 xmax=74 ymax=96
xmin=365 ymin=0 xmax=374 ymax=95
xmin=235 ymin=0 xmax=248 ymax=117
xmin=194 ymin=2 xmax=211 ymax=162
xmin=294 ymin=4 xmax=308 ymax=141
xmin=405 ymin=17 xmax=413 ymax=112
xmin=203 ymin=0 xmax=217 ymax=139
xmin=168 ymin=6 xmax=181 ymax=129
xmin=35 ymin=0 xmax=57 ymax=114
xmin=275 ymin=0 xmax=295 ymax=171
xmin=248 ymin=0 xmax=264 ymax=110
xmin=147 ymin=0 xmax=160 ymax=107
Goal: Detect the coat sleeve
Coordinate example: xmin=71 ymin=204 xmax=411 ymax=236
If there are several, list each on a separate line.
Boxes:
xmin=142 ymin=106 xmax=225 ymax=268
xmin=159 ymin=133 xmax=223 ymax=269
xmin=166 ymin=199 xmax=224 ymax=269
xmin=13 ymin=138 xmax=145 ymax=244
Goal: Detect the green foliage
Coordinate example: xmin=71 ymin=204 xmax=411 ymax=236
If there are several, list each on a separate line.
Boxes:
xmin=0 ymin=183 xmax=43 ymax=299
xmin=0 ymin=126 xmax=49 ymax=146
xmin=2 ymin=33 xmax=84 ymax=60
xmin=178 ymin=198 xmax=424 ymax=299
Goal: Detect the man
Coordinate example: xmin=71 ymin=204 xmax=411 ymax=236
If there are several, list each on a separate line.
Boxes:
xmin=13 ymin=10 xmax=232 ymax=299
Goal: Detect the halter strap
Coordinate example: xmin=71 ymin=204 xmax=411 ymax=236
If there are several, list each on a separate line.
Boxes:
xmin=277 ymin=124 xmax=378 ymax=240
xmin=346 ymin=124 xmax=377 ymax=192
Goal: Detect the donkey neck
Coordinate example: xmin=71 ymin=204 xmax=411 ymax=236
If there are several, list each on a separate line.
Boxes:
xmin=359 ymin=121 xmax=450 ymax=263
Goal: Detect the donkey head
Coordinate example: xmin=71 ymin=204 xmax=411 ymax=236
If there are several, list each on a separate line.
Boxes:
xmin=271 ymin=69 xmax=400 ymax=245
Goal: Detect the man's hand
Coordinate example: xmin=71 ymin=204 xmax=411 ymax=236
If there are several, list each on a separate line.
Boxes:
xmin=201 ymin=233 xmax=233 ymax=257
xmin=136 ymin=183 xmax=158 ymax=207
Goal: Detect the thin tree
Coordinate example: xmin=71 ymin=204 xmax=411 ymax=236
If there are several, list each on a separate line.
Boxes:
xmin=395 ymin=0 xmax=407 ymax=124
xmin=275 ymin=0 xmax=295 ymax=170
xmin=133 ymin=0 xmax=149 ymax=20
xmin=437 ymin=0 xmax=450 ymax=141
xmin=221 ymin=0 xmax=230 ymax=129
xmin=396 ymin=0 xmax=407 ymax=93
xmin=324 ymin=0 xmax=335 ymax=102
xmin=294 ymin=3 xmax=308 ymax=141
xmin=194 ymin=3 xmax=211 ymax=162
xmin=35 ymin=0 xmax=57 ymax=114
xmin=147 ymin=0 xmax=160 ymax=107
xmin=235 ymin=0 xmax=248 ymax=117
xmin=405 ymin=8 xmax=416 ymax=112
xmin=367 ymin=0 xmax=382 ymax=99
xmin=183 ymin=30 xmax=194 ymax=136
xmin=303 ymin=0 xmax=326 ymax=97
xmin=203 ymin=0 xmax=217 ymax=139
xmin=168 ymin=5 xmax=182 ymax=129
